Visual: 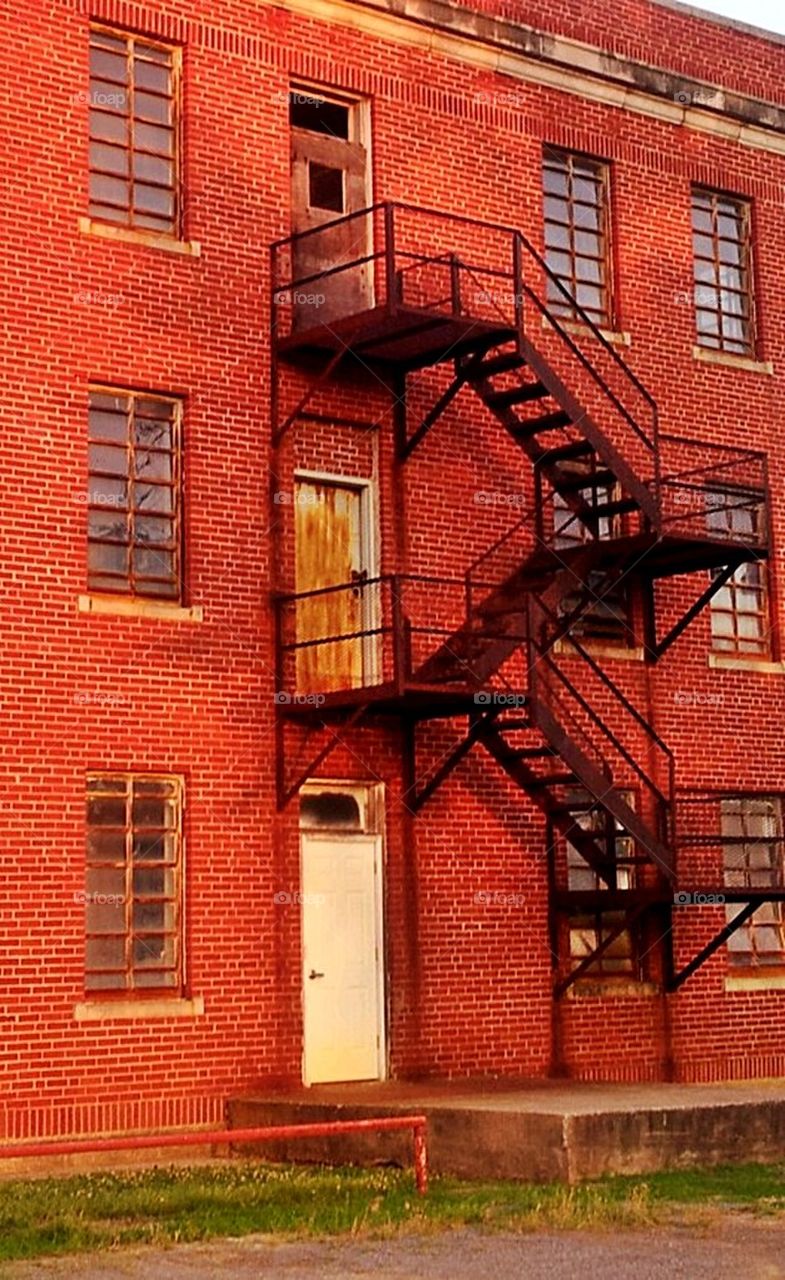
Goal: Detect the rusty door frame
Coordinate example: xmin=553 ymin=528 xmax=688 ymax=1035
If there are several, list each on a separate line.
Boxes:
xmin=294 ymin=469 xmax=381 ymax=686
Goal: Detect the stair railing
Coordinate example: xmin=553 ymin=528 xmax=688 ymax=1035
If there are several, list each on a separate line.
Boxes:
xmin=526 ymin=590 xmax=675 ymax=850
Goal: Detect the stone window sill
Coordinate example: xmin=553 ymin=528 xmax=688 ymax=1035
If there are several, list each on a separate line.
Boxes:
xmin=74 ymin=996 xmax=205 ymax=1021
xmin=692 ymin=345 xmax=773 ymax=375
xmin=78 ymin=216 xmax=201 ymax=258
xmin=709 ymin=653 xmax=784 ymax=674
xmin=555 ymin=640 xmax=644 ymax=661
xmin=567 ymin=980 xmax=659 ymax=999
xmin=78 ymin=594 xmax=204 ymax=623
xmin=725 ymin=974 xmax=785 ymax=993
xmin=542 ymin=315 xmax=631 ymax=346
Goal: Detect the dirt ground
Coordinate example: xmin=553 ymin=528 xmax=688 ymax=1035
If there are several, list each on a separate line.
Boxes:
xmin=4 ymin=1217 xmax=785 ymax=1279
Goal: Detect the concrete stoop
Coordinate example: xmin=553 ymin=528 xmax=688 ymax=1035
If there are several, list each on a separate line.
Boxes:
xmin=227 ymin=1078 xmax=785 ymax=1182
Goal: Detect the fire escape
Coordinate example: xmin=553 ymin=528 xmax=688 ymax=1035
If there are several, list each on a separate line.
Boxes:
xmin=270 ymin=201 xmax=775 ymax=995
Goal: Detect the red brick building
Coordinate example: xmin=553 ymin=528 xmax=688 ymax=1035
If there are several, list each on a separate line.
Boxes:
xmin=2 ymin=0 xmax=785 ymax=1143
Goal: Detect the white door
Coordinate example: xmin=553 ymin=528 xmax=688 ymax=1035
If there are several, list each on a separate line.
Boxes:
xmin=301 ymin=833 xmax=384 ymax=1084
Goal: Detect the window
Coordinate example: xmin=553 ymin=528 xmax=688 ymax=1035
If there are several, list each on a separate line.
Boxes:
xmin=707 ymin=491 xmax=768 ymax=655
xmin=542 ymin=149 xmax=612 ymax=327
xmin=85 ymin=775 xmax=184 ymax=992
xmin=308 ymin=162 xmax=344 ymax=213
xmin=721 ymin=797 xmax=785 ymax=968
xmin=88 ymin=388 xmax=182 ymax=599
xmin=553 ymin=489 xmax=632 ymax=648
xmin=89 ymin=26 xmax=180 ymax=235
xmin=691 ymin=189 xmax=754 ymax=355
xmin=289 ymin=91 xmax=350 ymax=139
xmin=563 ymin=791 xmax=638 ymax=977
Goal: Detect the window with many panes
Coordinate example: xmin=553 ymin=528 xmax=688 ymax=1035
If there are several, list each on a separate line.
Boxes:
xmin=542 ymin=149 xmax=612 ymax=328
xmin=721 ymin=796 xmax=785 ymax=968
xmin=552 ymin=491 xmax=632 ymax=648
xmin=563 ymin=791 xmax=638 ymax=977
xmin=88 ymin=388 xmax=182 ymax=599
xmin=691 ymin=188 xmax=754 ymax=356
xmin=706 ymin=490 xmax=768 ymax=655
xmin=89 ymin=26 xmax=180 ymax=235
xmin=85 ymin=775 xmax=184 ymax=992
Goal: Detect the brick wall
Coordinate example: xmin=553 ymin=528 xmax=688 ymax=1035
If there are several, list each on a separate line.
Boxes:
xmin=1 ymin=0 xmax=785 ymax=1138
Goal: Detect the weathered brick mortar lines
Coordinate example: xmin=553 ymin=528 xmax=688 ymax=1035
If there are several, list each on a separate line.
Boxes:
xmin=1 ymin=0 xmax=785 ymax=1138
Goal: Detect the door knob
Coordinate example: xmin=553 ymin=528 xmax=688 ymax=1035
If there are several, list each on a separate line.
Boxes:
xmin=308 ymin=969 xmax=325 ymax=980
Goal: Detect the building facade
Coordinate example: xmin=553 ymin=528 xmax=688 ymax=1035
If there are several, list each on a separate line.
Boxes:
xmin=2 ymin=0 xmax=785 ymax=1142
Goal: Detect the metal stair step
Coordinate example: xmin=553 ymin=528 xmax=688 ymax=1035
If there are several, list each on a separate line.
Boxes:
xmin=486 ymin=382 xmax=549 ymax=411
xmin=468 ymin=352 xmax=526 ymax=379
xmin=537 ymin=440 xmax=595 ymax=465
xmin=512 ymin=410 xmax=572 ymax=439
xmin=584 ymin=497 xmax=639 ymax=519
xmin=527 ymin=772 xmax=580 ymax=789
xmin=555 ymin=468 xmax=616 ymax=494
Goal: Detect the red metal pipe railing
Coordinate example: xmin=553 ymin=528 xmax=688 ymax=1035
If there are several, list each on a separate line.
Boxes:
xmin=0 ymin=1115 xmax=429 ymax=1195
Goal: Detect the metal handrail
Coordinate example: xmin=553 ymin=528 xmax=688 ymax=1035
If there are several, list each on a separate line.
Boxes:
xmin=272 ymin=201 xmax=661 ymax=510
xmin=530 ymin=593 xmax=674 ymax=814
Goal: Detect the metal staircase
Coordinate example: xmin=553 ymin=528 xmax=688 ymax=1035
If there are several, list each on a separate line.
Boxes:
xmin=271 ymin=200 xmax=771 ymax=992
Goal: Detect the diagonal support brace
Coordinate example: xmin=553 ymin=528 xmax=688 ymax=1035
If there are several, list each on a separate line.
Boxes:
xmin=652 ymin=559 xmax=743 ymax=660
xmin=667 ymin=900 xmax=758 ymax=991
xmin=403 ymin=709 xmax=499 ymax=813
xmin=399 ymin=369 xmax=467 ymax=460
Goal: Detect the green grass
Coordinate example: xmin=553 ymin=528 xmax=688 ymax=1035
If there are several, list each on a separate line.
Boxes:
xmin=0 ymin=1159 xmax=784 ymax=1263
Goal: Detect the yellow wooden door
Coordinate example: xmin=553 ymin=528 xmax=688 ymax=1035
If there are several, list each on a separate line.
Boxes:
xmin=295 ymin=480 xmax=367 ymax=694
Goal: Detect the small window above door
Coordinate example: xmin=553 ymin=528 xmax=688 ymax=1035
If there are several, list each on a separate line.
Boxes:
xmin=289 ymin=91 xmax=350 ymax=139
xmin=300 ymin=791 xmax=362 ymax=830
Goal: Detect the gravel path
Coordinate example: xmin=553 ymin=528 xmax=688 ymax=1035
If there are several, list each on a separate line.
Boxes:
xmin=5 ymin=1218 xmax=785 ymax=1280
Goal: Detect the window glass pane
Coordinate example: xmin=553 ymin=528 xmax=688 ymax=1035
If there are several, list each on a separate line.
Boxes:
xmin=133 ymin=153 xmax=173 ymax=185
xmin=90 ymin=49 xmax=128 ymax=84
xmin=90 ymin=111 xmax=128 ymax=144
xmin=89 ymin=173 xmax=130 ymax=207
xmin=134 ymin=59 xmax=171 ymax=94
xmin=133 ymin=183 xmax=174 ymax=216
xmin=89 ymin=141 xmax=129 ymax=175
xmin=86 ymin=936 xmax=126 ymax=970
xmin=133 ymin=92 xmax=171 ymax=125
